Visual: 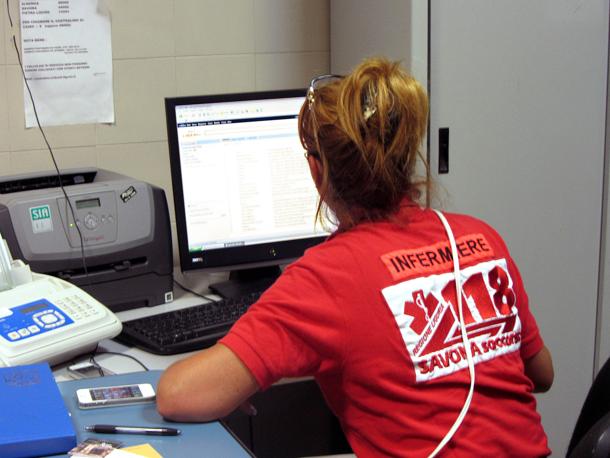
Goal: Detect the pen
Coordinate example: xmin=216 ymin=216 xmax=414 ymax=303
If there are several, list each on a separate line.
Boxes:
xmin=85 ymin=424 xmax=181 ymax=436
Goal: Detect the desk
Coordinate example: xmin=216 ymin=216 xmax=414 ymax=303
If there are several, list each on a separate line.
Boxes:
xmin=51 ymin=289 xmax=351 ymax=457
xmin=49 ymin=370 xmax=253 ymax=458
xmin=52 ymin=291 xmax=211 ymax=381
xmin=52 ymin=291 xmax=307 ymax=382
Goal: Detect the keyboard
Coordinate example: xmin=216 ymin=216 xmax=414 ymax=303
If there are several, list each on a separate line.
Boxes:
xmin=115 ymin=292 xmax=261 ymax=355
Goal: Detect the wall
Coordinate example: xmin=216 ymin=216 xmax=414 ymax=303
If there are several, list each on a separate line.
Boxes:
xmin=330 ymin=0 xmax=411 ymax=75
xmin=597 ymin=34 xmax=610 ymax=372
xmin=0 ymin=0 xmax=330 ymax=266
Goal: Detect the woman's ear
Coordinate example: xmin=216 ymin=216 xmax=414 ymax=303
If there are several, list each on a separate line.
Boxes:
xmin=307 ymin=154 xmax=323 ymax=191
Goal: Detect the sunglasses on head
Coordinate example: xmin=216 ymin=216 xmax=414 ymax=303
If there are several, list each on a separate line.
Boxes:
xmin=306 ymin=74 xmax=343 ymax=110
xmin=306 ymin=74 xmax=377 ymax=121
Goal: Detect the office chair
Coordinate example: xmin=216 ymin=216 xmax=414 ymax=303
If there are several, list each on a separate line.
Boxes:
xmin=567 ymin=356 xmax=610 ymax=457
xmin=568 ymin=412 xmax=610 ymax=458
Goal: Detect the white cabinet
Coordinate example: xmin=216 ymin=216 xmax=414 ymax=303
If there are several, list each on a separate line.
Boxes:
xmin=331 ymin=1 xmax=609 ymax=455
xmin=428 ymin=2 xmax=608 ymax=455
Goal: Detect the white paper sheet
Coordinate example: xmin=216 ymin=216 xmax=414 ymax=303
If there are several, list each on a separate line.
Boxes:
xmin=19 ymin=0 xmax=114 ymax=127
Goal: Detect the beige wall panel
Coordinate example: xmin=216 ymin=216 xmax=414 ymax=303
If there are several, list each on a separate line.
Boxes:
xmin=49 ymin=146 xmax=97 ymax=171
xmin=255 ymin=52 xmax=329 ymax=91
xmin=9 ymin=149 xmax=55 ymax=174
xmin=107 ymin=0 xmax=175 ymax=59
xmin=0 ymin=67 xmax=9 ymax=152
xmin=176 ymin=55 xmax=255 ymax=96
xmin=6 ymin=66 xmax=97 ymax=152
xmin=330 ymin=0 xmax=412 ymax=75
xmin=174 ymin=0 xmax=255 ymax=56
xmin=0 ymin=152 xmax=9 ymax=173
xmin=0 ymin=0 xmax=6 ymax=65
xmin=8 ymin=146 xmax=95 ymax=177
xmin=255 ymin=0 xmax=329 ymax=53
xmin=3 ymin=0 xmax=18 ymax=66
xmin=96 ymin=58 xmax=175 ymax=145
xmin=10 ymin=146 xmax=97 ymax=174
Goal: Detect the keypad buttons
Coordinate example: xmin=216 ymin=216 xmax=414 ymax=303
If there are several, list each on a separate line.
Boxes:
xmin=84 ymin=213 xmax=99 ymax=230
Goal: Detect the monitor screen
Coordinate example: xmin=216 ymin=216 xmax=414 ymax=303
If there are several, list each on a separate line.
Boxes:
xmin=165 ymin=89 xmax=329 ymax=298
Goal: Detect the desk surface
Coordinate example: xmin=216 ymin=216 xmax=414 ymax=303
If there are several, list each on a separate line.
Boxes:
xmin=48 ymin=370 xmax=253 ymax=458
xmin=52 ymin=291 xmax=308 ymax=386
xmin=52 ymin=292 xmax=211 ymax=381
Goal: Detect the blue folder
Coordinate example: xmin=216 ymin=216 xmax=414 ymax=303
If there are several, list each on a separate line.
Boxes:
xmin=48 ymin=370 xmax=253 ymax=458
xmin=0 ymin=363 xmax=77 ymax=458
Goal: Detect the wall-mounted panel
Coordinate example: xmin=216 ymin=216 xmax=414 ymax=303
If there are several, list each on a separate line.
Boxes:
xmin=0 ymin=66 xmax=9 ymax=152
xmin=176 ymin=55 xmax=255 ymax=97
xmin=0 ymin=0 xmax=7 ymax=65
xmin=3 ymin=0 xmax=18 ymax=66
xmin=255 ymin=0 xmax=329 ymax=53
xmin=106 ymin=0 xmax=175 ymax=59
xmin=96 ymin=58 xmax=175 ymax=145
xmin=330 ymin=0 xmax=411 ymax=75
xmin=9 ymin=146 xmax=96 ymax=175
xmin=255 ymin=51 xmax=328 ymax=91
xmin=174 ymin=0 xmax=255 ymax=56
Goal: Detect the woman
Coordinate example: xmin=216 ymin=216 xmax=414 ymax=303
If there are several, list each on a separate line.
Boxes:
xmin=157 ymin=57 xmax=553 ymax=457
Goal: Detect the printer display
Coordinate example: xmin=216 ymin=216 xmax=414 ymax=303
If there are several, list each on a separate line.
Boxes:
xmin=0 ymin=168 xmax=173 ymax=312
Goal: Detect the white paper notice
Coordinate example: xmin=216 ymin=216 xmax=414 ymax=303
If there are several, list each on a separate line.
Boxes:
xmin=19 ymin=0 xmax=114 ymax=127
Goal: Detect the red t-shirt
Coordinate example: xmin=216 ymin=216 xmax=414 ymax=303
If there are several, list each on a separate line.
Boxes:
xmin=220 ymin=204 xmax=550 ymax=457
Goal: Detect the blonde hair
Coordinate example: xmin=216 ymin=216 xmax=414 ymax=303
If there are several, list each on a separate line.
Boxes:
xmin=299 ymin=57 xmax=429 ymax=229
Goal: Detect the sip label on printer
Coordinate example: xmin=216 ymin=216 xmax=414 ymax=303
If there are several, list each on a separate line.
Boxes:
xmin=120 ymin=186 xmax=137 ymax=203
xmin=29 ymin=205 xmax=53 ymax=234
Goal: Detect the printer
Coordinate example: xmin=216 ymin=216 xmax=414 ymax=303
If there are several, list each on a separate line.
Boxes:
xmin=0 ymin=168 xmax=173 ymax=312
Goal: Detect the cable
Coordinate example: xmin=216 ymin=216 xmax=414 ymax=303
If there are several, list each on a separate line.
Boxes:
xmin=6 ymin=0 xmax=91 ymax=285
xmin=428 ymin=209 xmax=476 ymax=458
xmin=173 ymin=278 xmax=218 ymax=302
xmin=66 ymin=354 xmax=106 ymax=377
xmin=93 ymin=351 xmax=150 ymax=372
xmin=6 ymin=0 xmax=12 ymax=27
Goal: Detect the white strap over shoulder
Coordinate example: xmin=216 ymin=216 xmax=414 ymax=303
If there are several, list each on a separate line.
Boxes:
xmin=427 ymin=209 xmax=476 ymax=458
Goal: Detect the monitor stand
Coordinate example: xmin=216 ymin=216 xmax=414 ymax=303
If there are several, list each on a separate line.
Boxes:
xmin=209 ymin=266 xmax=281 ymax=300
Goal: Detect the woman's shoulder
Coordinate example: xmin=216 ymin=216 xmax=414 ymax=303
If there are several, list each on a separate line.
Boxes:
xmin=439 ymin=209 xmax=511 ymax=253
xmin=283 ymin=227 xmax=380 ymax=281
xmin=440 ymin=209 xmax=499 ymax=231
xmin=299 ymin=230 xmax=357 ymax=263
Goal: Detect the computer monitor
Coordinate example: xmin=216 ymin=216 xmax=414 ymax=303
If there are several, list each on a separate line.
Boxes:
xmin=165 ymin=89 xmax=330 ymax=299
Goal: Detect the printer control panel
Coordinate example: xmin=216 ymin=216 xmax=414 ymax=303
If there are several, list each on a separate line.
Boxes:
xmin=59 ymin=191 xmax=119 ymax=248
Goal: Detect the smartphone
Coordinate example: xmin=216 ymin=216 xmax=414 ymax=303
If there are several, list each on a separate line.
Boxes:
xmin=76 ymin=383 xmax=156 ymax=409
xmin=67 ymin=361 xmax=114 ymax=379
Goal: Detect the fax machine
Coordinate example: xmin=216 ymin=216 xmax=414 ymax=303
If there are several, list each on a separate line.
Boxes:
xmin=0 ymin=236 xmax=122 ymax=366
xmin=0 ymin=168 xmax=173 ymax=312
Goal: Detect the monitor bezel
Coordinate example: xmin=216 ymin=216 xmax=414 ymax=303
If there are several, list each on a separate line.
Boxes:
xmin=165 ymin=89 xmax=327 ymax=274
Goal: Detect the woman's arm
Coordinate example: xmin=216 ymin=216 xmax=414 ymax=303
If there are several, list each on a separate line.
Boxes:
xmin=524 ymin=345 xmax=554 ymax=393
xmin=156 ymin=343 xmax=259 ymax=422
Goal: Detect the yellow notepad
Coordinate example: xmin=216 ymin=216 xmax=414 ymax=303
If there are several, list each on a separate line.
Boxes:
xmin=122 ymin=443 xmax=163 ymax=458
